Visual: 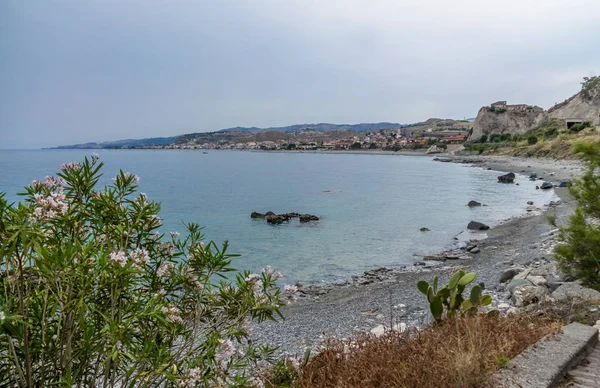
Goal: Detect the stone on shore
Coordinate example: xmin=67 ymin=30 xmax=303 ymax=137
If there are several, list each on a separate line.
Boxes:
xmin=500 ymin=267 xmax=525 ymax=283
xmin=551 ymin=283 xmax=600 ymax=304
xmin=511 ymin=284 xmax=548 ymax=307
xmin=467 ymin=221 xmax=490 ymax=230
xmin=498 ymin=172 xmax=516 ymax=183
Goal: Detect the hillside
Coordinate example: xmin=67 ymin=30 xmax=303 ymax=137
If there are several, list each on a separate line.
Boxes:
xmin=468 ymin=77 xmax=600 ymax=142
xmin=53 ymin=119 xmax=471 ymax=149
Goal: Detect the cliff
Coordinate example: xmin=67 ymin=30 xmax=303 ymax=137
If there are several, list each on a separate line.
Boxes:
xmin=469 ymin=78 xmax=600 ymax=142
xmin=548 ymin=78 xmax=600 ymax=126
xmin=469 ymin=104 xmax=545 ymax=141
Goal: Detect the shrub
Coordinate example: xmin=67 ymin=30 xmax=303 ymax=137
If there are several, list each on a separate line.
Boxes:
xmin=527 ymin=136 xmax=538 ymax=145
xmin=555 ymin=141 xmax=600 ymax=290
xmin=570 ymin=121 xmax=593 ymax=133
xmin=0 ymin=156 xmax=287 ymax=386
xmin=417 ymin=270 xmax=492 ymax=321
xmin=479 ymin=134 xmax=488 ymax=143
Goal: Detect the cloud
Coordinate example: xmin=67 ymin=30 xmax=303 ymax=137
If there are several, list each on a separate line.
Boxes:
xmin=0 ymin=0 xmax=599 ymax=148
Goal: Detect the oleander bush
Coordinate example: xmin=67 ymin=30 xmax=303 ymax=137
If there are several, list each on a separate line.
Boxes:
xmin=0 ymin=155 xmax=287 ymax=387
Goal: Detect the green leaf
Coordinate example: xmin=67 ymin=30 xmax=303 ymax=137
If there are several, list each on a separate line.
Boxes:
xmin=417 ymin=280 xmax=430 ymax=295
xmin=427 ymin=286 xmax=435 ymax=303
xmin=448 ymin=270 xmax=464 ymax=289
xmin=430 ymin=297 xmax=443 ymax=320
xmin=469 ymin=285 xmax=482 ymax=304
xmin=481 ymin=294 xmax=493 ymax=306
xmin=458 ymin=272 xmax=476 ymax=286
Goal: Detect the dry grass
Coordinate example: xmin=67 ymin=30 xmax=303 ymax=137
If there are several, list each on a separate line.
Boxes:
xmin=282 ymin=315 xmax=560 ymax=388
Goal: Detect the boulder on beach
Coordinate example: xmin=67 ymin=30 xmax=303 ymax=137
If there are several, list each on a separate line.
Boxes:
xmin=467 ymin=221 xmax=490 ymax=231
xmin=540 ymin=182 xmax=553 ymax=190
xmin=558 ymin=180 xmax=572 ymax=188
xmin=497 ymin=172 xmax=516 ymax=183
xmin=467 ymin=200 xmax=482 ymax=207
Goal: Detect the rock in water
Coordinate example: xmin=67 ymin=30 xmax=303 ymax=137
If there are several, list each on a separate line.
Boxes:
xmin=467 ymin=221 xmax=490 ymax=230
xmin=299 ymin=214 xmax=319 ymax=222
xmin=420 ymin=227 xmax=430 ymax=232
xmin=250 ymin=212 xmax=265 ymax=219
xmin=497 ymin=172 xmax=516 ymax=183
xmin=467 ymin=200 xmax=482 ymax=207
xmin=265 ymin=214 xmax=286 ymax=224
xmin=540 ymin=181 xmax=553 ymax=190
xmin=529 ymin=173 xmax=537 ymax=181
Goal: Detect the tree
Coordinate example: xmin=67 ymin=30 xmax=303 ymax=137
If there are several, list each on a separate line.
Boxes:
xmin=0 ymin=156 xmax=288 ymax=386
xmin=350 ymin=142 xmax=362 ymax=150
xmin=555 ymin=141 xmax=600 ymax=290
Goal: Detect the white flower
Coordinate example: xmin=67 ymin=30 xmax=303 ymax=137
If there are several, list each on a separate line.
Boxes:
xmin=109 ymin=251 xmax=127 ymax=267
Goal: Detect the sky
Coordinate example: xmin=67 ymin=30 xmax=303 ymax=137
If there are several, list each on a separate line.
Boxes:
xmin=1 ymin=1 xmax=599 ymax=149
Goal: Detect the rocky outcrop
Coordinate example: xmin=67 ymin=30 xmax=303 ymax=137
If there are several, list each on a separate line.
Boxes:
xmin=548 ymin=80 xmax=600 ymax=126
xmin=468 ymin=104 xmax=544 ymax=141
xmin=251 ymin=212 xmax=319 ymax=224
xmin=468 ymin=81 xmax=600 ymax=142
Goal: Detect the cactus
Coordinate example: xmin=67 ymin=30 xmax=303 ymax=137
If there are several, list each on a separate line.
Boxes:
xmin=417 ymin=270 xmax=492 ymax=321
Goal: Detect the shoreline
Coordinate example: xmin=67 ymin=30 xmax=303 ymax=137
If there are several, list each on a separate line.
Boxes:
xmin=250 ymin=155 xmax=584 ymax=354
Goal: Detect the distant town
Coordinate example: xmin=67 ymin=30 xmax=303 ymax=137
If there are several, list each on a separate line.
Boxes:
xmin=63 ymin=118 xmax=474 ymax=152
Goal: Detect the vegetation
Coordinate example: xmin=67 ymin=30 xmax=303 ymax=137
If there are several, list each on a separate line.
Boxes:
xmin=268 ymin=315 xmax=559 ymax=388
xmin=581 ymin=75 xmax=599 ymax=101
xmin=417 ymin=270 xmax=492 ymax=321
xmin=527 ymin=135 xmax=538 ymax=145
xmin=0 ymin=156 xmax=287 ymax=387
xmin=555 ymin=141 xmax=600 ymax=290
xmin=570 ymin=121 xmax=593 ymax=133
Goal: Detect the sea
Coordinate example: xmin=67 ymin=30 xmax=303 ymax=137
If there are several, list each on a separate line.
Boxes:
xmin=0 ymin=150 xmax=558 ymax=284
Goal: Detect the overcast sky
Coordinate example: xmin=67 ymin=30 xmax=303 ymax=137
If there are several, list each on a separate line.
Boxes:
xmin=1 ymin=0 xmax=599 ymax=149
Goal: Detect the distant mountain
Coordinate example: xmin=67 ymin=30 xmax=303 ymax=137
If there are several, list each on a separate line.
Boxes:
xmin=52 ymin=122 xmax=405 ymax=149
xmin=214 ymin=122 xmax=404 ymax=134
xmin=52 ymin=136 xmax=180 ymax=149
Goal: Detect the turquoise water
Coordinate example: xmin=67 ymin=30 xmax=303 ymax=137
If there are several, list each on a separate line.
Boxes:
xmin=0 ymin=150 xmax=557 ymax=283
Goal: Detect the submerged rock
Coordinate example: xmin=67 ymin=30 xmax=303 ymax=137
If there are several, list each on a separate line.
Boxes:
xmin=299 ymin=214 xmax=319 ymax=222
xmin=467 ymin=221 xmax=490 ymax=231
xmin=498 ymin=172 xmax=516 ymax=183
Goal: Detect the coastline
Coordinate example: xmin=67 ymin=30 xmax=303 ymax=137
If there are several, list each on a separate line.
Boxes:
xmin=250 ymin=155 xmax=584 ymax=354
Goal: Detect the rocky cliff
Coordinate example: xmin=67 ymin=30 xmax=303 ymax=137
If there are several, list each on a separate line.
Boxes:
xmin=468 ymin=78 xmax=600 ymax=142
xmin=548 ymin=78 xmax=600 ymax=126
xmin=469 ymin=105 xmax=545 ymax=141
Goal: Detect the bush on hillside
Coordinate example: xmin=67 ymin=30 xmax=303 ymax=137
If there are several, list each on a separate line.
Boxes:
xmin=570 ymin=121 xmax=593 ymax=133
xmin=0 ymin=155 xmax=287 ymax=387
xmin=527 ymin=136 xmax=538 ymax=145
xmin=555 ymin=141 xmax=600 ymax=290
